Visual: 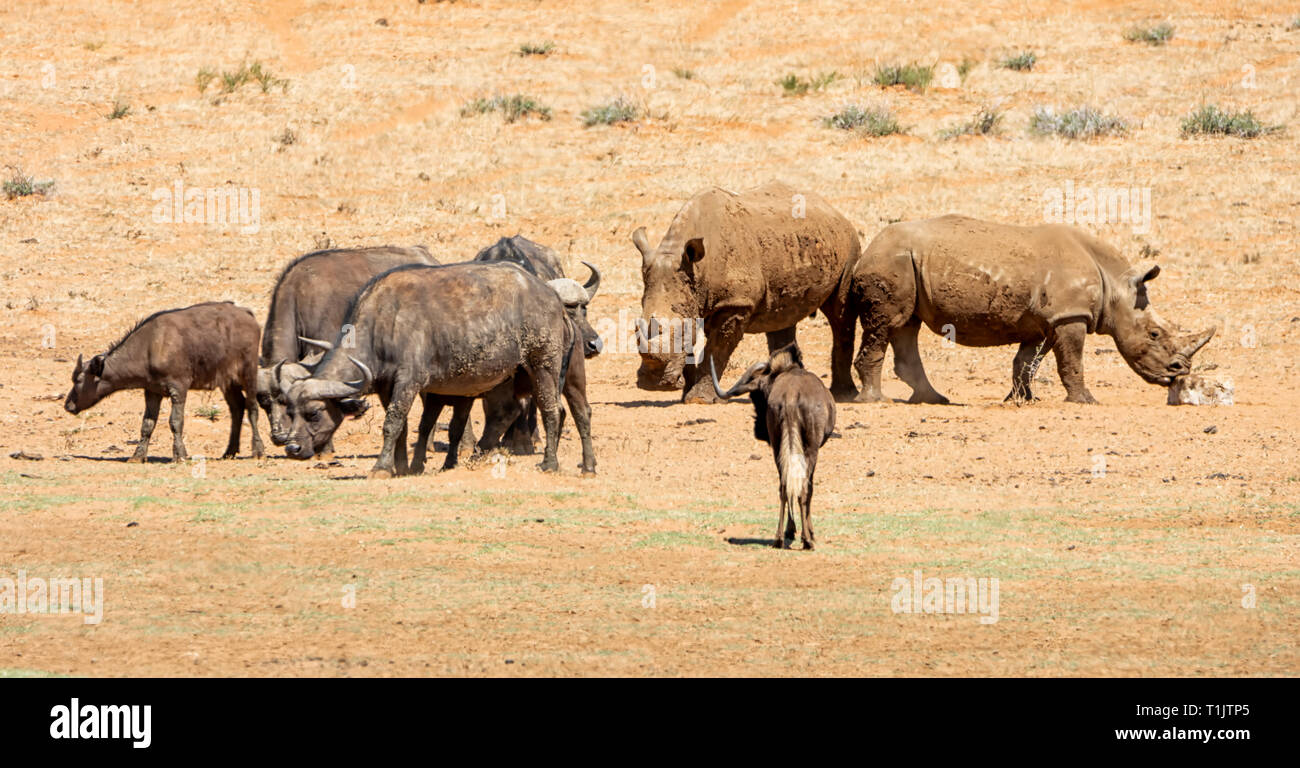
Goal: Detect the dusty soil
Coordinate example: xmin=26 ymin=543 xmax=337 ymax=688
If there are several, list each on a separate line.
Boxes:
xmin=1 ymin=0 xmax=1297 ymax=676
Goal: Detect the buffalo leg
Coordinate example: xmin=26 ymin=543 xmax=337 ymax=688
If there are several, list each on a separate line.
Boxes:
xmin=1006 ymin=339 xmax=1048 ymax=402
xmin=222 ymin=386 xmax=244 ymax=458
xmin=373 ymin=381 xmax=418 ymax=478
xmin=167 ymin=386 xmax=189 ymax=462
xmin=128 ymin=391 xmax=162 ymax=464
xmin=891 ymin=319 xmax=949 ymax=404
xmin=562 ymin=355 xmax=596 ymax=475
xmin=532 ymin=367 xmax=563 ymax=473
xmin=1052 ymin=321 xmax=1097 ymax=404
xmin=442 ymin=399 xmax=473 ymax=470
xmin=683 ymin=309 xmax=747 ymax=404
xmin=243 ymin=379 xmax=265 ymax=459
xmin=410 ymin=394 xmax=442 ymax=475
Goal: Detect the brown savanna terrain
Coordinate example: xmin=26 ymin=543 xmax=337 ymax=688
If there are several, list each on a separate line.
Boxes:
xmin=1 ymin=0 xmax=1297 ymax=676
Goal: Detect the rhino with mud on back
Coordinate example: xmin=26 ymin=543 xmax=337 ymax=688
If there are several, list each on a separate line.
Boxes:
xmin=836 ymin=215 xmax=1216 ymax=404
xmin=632 ymin=181 xmax=861 ymax=403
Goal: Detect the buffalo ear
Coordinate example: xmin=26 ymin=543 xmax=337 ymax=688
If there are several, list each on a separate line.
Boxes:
xmin=338 ymin=398 xmax=369 ymax=418
xmin=86 ymin=355 xmax=106 ymax=377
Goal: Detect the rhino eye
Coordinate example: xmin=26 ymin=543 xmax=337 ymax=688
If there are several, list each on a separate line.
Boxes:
xmin=1149 ymin=330 xmax=1160 ymax=340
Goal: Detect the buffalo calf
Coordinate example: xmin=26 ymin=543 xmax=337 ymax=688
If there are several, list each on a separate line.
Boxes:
xmin=65 ymin=301 xmax=265 ymax=463
xmin=711 ymin=343 xmax=835 ymax=550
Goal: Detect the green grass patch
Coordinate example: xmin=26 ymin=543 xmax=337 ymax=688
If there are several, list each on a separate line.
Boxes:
xmin=939 ymin=105 xmax=1004 ymax=139
xmin=776 ymin=70 xmax=840 ymax=96
xmin=460 ymin=94 xmax=553 ymax=123
xmin=1029 ymin=105 xmax=1129 ymax=139
xmin=872 ymin=62 xmax=933 ymax=92
xmin=1180 ymin=104 xmax=1280 ymax=138
xmin=823 ymin=105 xmax=904 ymax=136
xmin=999 ymin=51 xmax=1037 ymax=71
xmin=106 ymin=100 xmax=130 ymax=120
xmin=3 ymin=168 xmax=54 ymax=199
xmin=517 ymin=41 xmax=555 ymax=57
xmin=1124 ymin=22 xmax=1174 ymax=45
xmin=581 ymin=96 xmax=640 ymax=126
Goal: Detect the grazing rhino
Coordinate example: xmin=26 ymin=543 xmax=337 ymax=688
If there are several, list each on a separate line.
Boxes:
xmin=632 ymin=180 xmax=860 ymax=403
xmin=257 ymin=245 xmax=443 ymax=453
xmin=281 ymin=263 xmax=593 ymax=478
xmin=837 ymin=215 xmax=1216 ymax=404
xmin=65 ymin=302 xmax=264 ymax=462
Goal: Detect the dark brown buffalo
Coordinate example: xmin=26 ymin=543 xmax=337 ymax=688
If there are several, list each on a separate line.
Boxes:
xmin=65 ymin=301 xmax=264 ymax=463
xmin=711 ymin=343 xmax=835 ymax=550
xmin=281 ymin=263 xmax=593 ymax=478
xmin=257 ymin=245 xmax=441 ymax=451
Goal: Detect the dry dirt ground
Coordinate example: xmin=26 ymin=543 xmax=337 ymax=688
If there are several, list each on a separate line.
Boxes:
xmin=1 ymin=0 xmax=1298 ymax=676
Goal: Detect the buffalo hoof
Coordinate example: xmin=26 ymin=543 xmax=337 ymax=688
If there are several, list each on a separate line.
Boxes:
xmin=369 ymin=468 xmax=394 ymax=480
xmin=222 ymin=451 xmax=237 ymax=459
xmin=580 ymin=468 xmax=597 ymax=477
xmin=126 ymin=454 xmax=146 ymax=464
xmin=539 ymin=459 xmax=559 ymax=473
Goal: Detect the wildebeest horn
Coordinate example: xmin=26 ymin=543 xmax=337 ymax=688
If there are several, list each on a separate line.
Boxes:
xmin=1180 ymin=326 xmax=1216 ymax=358
xmin=344 ymin=355 xmax=373 ymax=390
xmin=632 ymin=227 xmax=651 ymax=258
xmin=710 ymin=356 xmax=763 ymax=400
xmin=74 ymin=354 xmax=84 ymax=376
xmin=298 ymin=336 xmax=333 ymax=352
xmin=581 ymin=261 xmax=601 ymax=301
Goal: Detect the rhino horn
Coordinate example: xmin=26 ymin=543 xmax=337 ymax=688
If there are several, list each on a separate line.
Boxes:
xmin=581 ymin=261 xmax=601 ymax=301
xmin=1180 ymin=326 xmax=1216 ymax=358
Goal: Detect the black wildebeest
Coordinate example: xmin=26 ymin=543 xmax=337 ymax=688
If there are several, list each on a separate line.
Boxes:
xmin=711 ymin=343 xmax=835 ymax=550
xmin=256 ymin=245 xmax=443 ymax=453
xmin=64 ymin=301 xmax=265 ymax=463
xmin=280 ymin=262 xmax=594 ymax=478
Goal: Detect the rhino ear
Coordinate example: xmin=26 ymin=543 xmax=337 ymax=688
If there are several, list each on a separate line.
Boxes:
xmin=1129 ymin=263 xmax=1160 ymax=308
xmin=683 ymin=237 xmax=706 ymax=263
xmin=632 ymin=227 xmax=652 ymax=259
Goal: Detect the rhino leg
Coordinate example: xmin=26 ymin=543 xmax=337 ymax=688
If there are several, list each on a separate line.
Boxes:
xmin=1006 ymin=340 xmax=1048 ymax=402
xmin=766 ymin=326 xmax=797 ymax=353
xmin=852 ymin=324 xmax=889 ymax=403
xmin=892 ymin=320 xmax=949 ymax=404
xmin=1052 ymin=322 xmax=1098 ymax=404
xmin=823 ymin=293 xmax=858 ymax=402
xmin=683 ymin=310 xmax=747 ymax=404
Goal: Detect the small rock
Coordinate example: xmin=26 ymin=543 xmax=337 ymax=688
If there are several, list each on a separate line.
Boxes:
xmin=375 ymin=17 xmax=388 ymax=26
xmin=126 ymin=521 xmax=139 ymax=528
xmin=1203 ymin=425 xmax=1218 ymax=434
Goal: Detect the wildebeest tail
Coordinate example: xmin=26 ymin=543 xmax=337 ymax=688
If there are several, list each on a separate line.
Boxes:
xmin=778 ymin=421 xmax=807 ymax=501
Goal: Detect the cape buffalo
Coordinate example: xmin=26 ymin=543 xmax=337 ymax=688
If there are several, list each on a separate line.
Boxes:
xmin=837 ymin=215 xmax=1216 ymax=404
xmin=64 ymin=301 xmax=264 ymax=463
xmin=632 ymin=180 xmax=860 ymax=403
xmin=711 ymin=343 xmax=835 ymax=550
xmin=280 ymin=263 xmax=593 ymax=478
xmin=257 ymin=244 xmax=442 ymax=453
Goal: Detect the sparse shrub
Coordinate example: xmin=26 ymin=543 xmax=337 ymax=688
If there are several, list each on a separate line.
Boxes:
xmin=195 ymin=405 xmax=221 ymax=421
xmin=1029 ymin=105 xmax=1129 ymax=139
xmin=518 ymin=41 xmax=555 ymax=56
xmin=460 ymin=94 xmax=553 ymax=123
xmin=107 ymin=100 xmax=131 ymax=120
xmin=824 ymin=105 xmax=904 ymax=136
xmin=957 ymin=57 xmax=976 ymax=81
xmin=1180 ymin=104 xmax=1279 ymax=138
xmin=3 ymin=168 xmax=55 ymax=199
xmin=1124 ymin=22 xmax=1174 ymax=45
xmin=82 ymin=40 xmax=104 ymax=51
xmin=777 ymin=71 xmax=840 ymax=96
xmin=1000 ymin=51 xmax=1037 ymax=71
xmin=196 ymin=68 xmax=216 ymax=93
xmin=672 ymin=67 xmax=696 ymax=80
xmin=581 ymin=96 xmax=639 ymax=126
xmin=872 ymin=62 xmax=933 ymax=92
xmin=248 ymin=61 xmax=289 ymax=94
xmin=939 ymin=105 xmax=1004 ymax=139
xmin=274 ymin=127 xmax=297 ymax=146
xmin=1138 ymin=242 xmax=1161 ymax=259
